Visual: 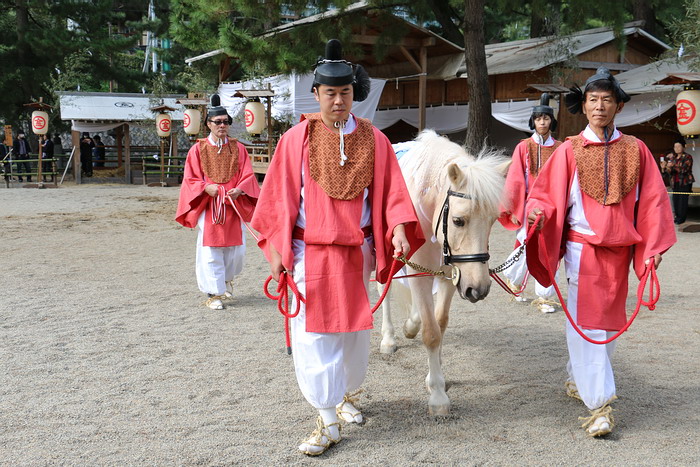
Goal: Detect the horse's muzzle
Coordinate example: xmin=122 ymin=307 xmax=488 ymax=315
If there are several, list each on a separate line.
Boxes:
xmin=458 ymin=282 xmax=491 ymax=302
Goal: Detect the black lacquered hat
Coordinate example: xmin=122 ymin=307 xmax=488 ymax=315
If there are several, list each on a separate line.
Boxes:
xmin=312 ymin=39 xmax=370 ymax=102
xmin=207 ymin=94 xmax=232 ymax=123
xmin=529 ymin=93 xmax=558 ymax=131
xmin=564 ymin=66 xmax=630 ymax=114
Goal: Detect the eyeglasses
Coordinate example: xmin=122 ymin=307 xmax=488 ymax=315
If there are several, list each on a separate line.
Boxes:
xmin=209 ymin=119 xmax=229 ymax=126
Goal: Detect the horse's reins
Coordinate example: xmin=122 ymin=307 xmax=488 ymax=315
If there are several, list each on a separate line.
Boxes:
xmin=518 ymin=214 xmax=660 ymax=345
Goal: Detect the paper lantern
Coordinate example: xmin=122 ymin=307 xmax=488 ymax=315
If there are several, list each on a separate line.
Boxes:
xmin=244 ymin=99 xmax=265 ymax=135
xmin=676 ymin=88 xmax=700 ymax=138
xmin=31 ymin=110 xmax=49 ymax=135
xmin=156 ymin=113 xmax=172 ymax=138
xmin=183 ymin=108 xmax=201 ymax=136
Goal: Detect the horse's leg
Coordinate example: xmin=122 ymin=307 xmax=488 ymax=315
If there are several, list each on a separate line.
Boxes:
xmin=412 ymin=279 xmax=450 ymax=415
xmin=377 ymin=282 xmax=398 ymax=354
xmin=435 ymin=280 xmax=456 ymax=338
xmin=402 ymin=268 xmax=424 ymax=339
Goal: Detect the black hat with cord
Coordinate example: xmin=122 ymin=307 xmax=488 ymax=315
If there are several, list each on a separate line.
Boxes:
xmin=311 ymin=39 xmax=371 ymax=102
xmin=207 ymin=94 xmax=232 ymax=124
xmin=564 ymin=66 xmax=631 ymax=115
xmin=528 ymin=93 xmax=558 ymax=131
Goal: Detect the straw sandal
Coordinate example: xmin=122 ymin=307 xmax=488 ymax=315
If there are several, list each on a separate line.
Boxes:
xmin=336 ymin=390 xmax=363 ymax=424
xmin=531 ymin=297 xmax=558 ymax=313
xmin=565 ymin=380 xmax=582 ymax=401
xmin=298 ymin=416 xmax=341 ymax=456
xmin=579 ymin=397 xmax=616 ymax=437
xmin=224 ymin=280 xmax=234 ymax=300
xmin=204 ymin=295 xmax=225 ymax=310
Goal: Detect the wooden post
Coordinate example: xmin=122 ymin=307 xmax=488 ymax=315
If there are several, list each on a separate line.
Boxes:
xmin=159 ymin=137 xmax=165 ymax=186
xmin=36 ymin=136 xmax=43 ymax=187
xmin=124 ymin=124 xmax=131 ymax=184
xmin=72 ymin=130 xmax=81 ymax=184
xmin=419 ymin=46 xmax=428 ymax=132
xmin=266 ymin=95 xmax=273 ymax=162
xmin=116 ymin=124 xmax=123 ymax=168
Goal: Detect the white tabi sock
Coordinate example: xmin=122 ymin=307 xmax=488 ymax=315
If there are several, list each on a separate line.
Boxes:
xmin=319 ymin=408 xmax=340 ymax=440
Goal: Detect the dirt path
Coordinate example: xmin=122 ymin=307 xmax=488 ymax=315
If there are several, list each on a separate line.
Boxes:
xmin=1 ymin=184 xmax=698 ymax=465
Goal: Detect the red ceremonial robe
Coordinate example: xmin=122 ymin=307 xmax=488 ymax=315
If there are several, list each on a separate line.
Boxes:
xmin=499 ymin=137 xmax=561 ymax=231
xmin=175 ymin=138 xmax=260 ymax=246
xmin=525 ymin=131 xmax=676 ymax=330
xmin=251 ymin=117 xmax=425 ymax=333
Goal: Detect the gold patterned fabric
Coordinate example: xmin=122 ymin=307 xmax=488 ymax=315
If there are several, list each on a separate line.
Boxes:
xmin=527 ymin=139 xmax=562 ymax=176
xmin=199 ymin=139 xmax=239 ymax=183
xmin=570 ymin=134 xmax=640 ymax=206
xmin=305 ymin=113 xmax=375 ymax=200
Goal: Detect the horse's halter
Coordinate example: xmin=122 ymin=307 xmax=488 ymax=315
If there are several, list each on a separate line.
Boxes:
xmin=434 ymin=189 xmax=491 ymax=268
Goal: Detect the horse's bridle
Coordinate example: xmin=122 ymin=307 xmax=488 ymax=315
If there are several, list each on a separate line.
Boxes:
xmin=434 ymin=189 xmax=491 ymax=267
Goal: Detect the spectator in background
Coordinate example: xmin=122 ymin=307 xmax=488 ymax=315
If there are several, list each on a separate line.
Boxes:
xmin=1 ymin=141 xmax=9 ymax=182
xmin=93 ymin=135 xmax=106 ymax=168
xmin=40 ymin=134 xmax=55 ymax=182
xmin=13 ymin=130 xmax=32 ymax=183
xmin=79 ymin=132 xmax=94 ymax=177
xmin=52 ymin=133 xmax=65 ymax=170
xmin=661 ymin=138 xmax=695 ymax=224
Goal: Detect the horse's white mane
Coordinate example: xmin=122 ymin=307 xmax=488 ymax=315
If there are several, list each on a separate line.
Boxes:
xmin=403 ymin=129 xmax=509 ymax=215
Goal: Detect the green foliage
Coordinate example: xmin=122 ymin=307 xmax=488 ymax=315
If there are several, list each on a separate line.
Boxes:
xmin=669 ymin=0 xmax=700 ymax=70
xmin=0 ymin=0 xmax=154 ymax=126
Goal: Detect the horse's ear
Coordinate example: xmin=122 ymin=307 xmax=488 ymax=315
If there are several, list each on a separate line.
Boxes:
xmin=496 ymin=160 xmax=512 ymax=177
xmin=447 ymin=163 xmax=463 ymax=186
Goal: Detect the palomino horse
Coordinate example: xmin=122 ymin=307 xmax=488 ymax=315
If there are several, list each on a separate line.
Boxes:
xmin=380 ymin=130 xmax=510 ymax=415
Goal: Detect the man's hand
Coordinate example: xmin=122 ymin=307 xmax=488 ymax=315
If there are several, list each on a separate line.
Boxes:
xmin=645 ymin=254 xmax=662 ymax=268
xmin=204 ymin=184 xmax=219 ymax=197
xmin=227 ymin=187 xmax=243 ymax=200
xmin=391 ymin=224 xmax=410 ymax=258
xmin=527 ymin=208 xmax=545 ymax=230
xmin=269 ymin=244 xmax=286 ymax=282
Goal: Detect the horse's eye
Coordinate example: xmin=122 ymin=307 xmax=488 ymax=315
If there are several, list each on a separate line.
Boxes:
xmin=452 ymin=217 xmax=465 ymax=227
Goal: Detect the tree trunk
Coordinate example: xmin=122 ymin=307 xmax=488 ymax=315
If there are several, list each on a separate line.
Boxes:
xmin=426 ymin=0 xmax=463 ymax=45
xmin=632 ymin=0 xmax=657 ymax=37
xmin=15 ymin=0 xmax=33 ymax=98
xmin=463 ymin=2 xmax=491 ymax=154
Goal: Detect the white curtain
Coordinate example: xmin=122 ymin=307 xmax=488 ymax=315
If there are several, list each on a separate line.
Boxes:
xmin=372 ymin=91 xmax=676 ymax=133
xmin=71 ymin=121 xmax=126 ymax=133
xmin=218 ymin=73 xmax=386 ymax=137
xmin=373 ymin=100 xmax=538 ymax=133
xmin=615 ymin=91 xmax=676 ymax=128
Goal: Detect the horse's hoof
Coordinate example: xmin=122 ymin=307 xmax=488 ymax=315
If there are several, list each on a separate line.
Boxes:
xmin=380 ymin=340 xmax=398 ymax=354
xmin=428 ymin=404 xmax=450 ymax=416
xmin=403 ymin=320 xmax=420 ymax=339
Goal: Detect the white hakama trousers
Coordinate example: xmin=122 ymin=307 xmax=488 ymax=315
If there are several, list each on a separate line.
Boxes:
xmin=289 ymin=237 xmax=374 ymax=410
xmin=503 ymin=225 xmax=556 ymax=300
xmin=564 ymin=241 xmax=617 ymax=410
xmin=195 ymin=211 xmax=246 ymax=296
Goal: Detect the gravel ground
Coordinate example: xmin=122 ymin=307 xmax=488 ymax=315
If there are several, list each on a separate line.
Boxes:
xmin=1 ymin=183 xmax=698 ymax=466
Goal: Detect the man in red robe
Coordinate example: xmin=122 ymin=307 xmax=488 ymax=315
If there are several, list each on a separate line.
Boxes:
xmin=499 ymin=93 xmax=562 ymax=312
xmin=176 ymin=96 xmax=260 ymax=310
xmin=525 ymin=68 xmax=676 ymax=437
xmin=251 ymin=39 xmax=424 ymax=456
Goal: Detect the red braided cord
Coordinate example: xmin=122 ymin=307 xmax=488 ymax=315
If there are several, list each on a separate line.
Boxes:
xmin=264 ymin=271 xmax=305 ymax=354
xmin=211 ymin=185 xmax=227 ymax=224
xmin=262 ymin=257 xmax=405 ymax=353
xmin=527 ymin=214 xmax=660 ymax=345
xmin=228 ymin=195 xmax=260 ymax=242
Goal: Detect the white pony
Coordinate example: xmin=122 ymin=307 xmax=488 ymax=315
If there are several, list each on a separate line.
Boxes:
xmin=380 ymin=129 xmax=510 ymax=415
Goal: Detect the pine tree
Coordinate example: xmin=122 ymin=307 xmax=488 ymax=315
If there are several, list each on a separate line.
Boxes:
xmin=0 ymin=0 xmax=155 ymax=127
